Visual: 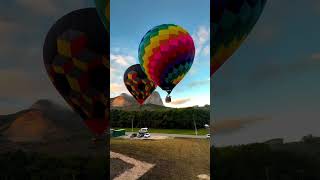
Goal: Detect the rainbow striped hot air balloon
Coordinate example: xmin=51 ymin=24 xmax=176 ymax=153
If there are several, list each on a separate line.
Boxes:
xmin=138 ymin=24 xmax=195 ymax=102
xmin=211 ymin=0 xmax=267 ymax=76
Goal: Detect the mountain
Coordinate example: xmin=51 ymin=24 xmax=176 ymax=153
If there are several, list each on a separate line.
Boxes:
xmin=0 ymin=109 xmax=30 ymax=133
xmin=111 ymin=93 xmax=138 ymax=107
xmin=144 ymin=91 xmax=163 ymax=106
xmin=111 ymin=91 xmax=164 ymax=108
xmin=1 ymin=99 xmax=90 ymax=143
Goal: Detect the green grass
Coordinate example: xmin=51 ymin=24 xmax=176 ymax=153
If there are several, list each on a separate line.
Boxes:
xmin=111 ymin=138 xmax=210 ymax=180
xmin=113 ymin=128 xmax=209 ymax=135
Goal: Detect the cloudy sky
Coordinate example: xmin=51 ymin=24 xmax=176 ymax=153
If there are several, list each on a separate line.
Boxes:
xmin=0 ymin=0 xmax=94 ymax=114
xmin=110 ymin=0 xmax=210 ymax=108
xmin=212 ymin=0 xmax=320 ymax=146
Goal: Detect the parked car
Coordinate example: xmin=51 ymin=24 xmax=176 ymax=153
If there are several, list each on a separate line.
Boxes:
xmin=137 ymin=132 xmax=144 ymax=138
xmin=139 ymin=128 xmax=148 ymax=133
xmin=206 ymin=134 xmax=210 ymax=139
xmin=130 ymin=133 xmax=137 ymax=138
xmin=144 ymin=133 xmax=151 ymax=138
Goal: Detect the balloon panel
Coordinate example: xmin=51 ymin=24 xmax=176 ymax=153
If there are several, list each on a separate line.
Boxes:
xmin=124 ymin=64 xmax=156 ymax=105
xmin=211 ymin=0 xmax=267 ymax=75
xmin=95 ymin=0 xmax=110 ymax=30
xmin=138 ymin=24 xmax=195 ymax=93
xmin=43 ymin=8 xmax=109 ymax=135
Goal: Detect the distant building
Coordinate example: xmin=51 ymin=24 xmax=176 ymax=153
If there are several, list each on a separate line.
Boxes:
xmin=302 ymin=134 xmax=320 ymax=143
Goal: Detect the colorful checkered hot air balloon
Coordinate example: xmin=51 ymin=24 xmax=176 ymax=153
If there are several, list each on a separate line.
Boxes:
xmin=124 ymin=64 xmax=156 ymax=105
xmin=138 ymin=24 xmax=195 ymax=102
xmin=211 ymin=0 xmax=267 ymax=76
xmin=94 ymin=0 xmax=109 ymax=31
xmin=43 ymin=8 xmax=109 ymax=136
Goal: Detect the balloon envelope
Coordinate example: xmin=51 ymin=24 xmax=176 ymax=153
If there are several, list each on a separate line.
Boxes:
xmin=123 ymin=64 xmax=156 ymax=105
xmin=43 ymin=8 xmax=109 ymax=135
xmin=138 ymin=24 xmax=195 ymax=94
xmin=211 ymin=0 xmax=267 ymax=76
xmin=94 ymin=0 xmax=110 ymax=30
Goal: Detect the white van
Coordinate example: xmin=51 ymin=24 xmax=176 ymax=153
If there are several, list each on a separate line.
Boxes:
xmin=137 ymin=128 xmax=149 ymax=138
xmin=139 ymin=128 xmax=148 ymax=133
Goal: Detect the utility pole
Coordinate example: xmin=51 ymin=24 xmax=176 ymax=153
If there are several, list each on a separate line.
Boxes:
xmin=193 ymin=110 xmax=198 ymax=136
xmin=131 ymin=117 xmax=134 ymax=133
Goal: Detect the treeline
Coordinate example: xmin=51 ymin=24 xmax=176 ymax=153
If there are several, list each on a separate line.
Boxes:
xmin=110 ymin=108 xmax=209 ymax=129
xmin=0 ymin=150 xmax=107 ymax=180
xmin=212 ymin=143 xmax=320 ymax=180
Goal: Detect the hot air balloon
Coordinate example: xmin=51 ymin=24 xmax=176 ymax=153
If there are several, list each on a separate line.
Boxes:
xmin=211 ymin=0 xmax=267 ymax=76
xmin=94 ymin=0 xmax=110 ymax=30
xmin=43 ymin=8 xmax=109 ymax=137
xmin=138 ymin=24 xmax=195 ymax=102
xmin=124 ymin=64 xmax=156 ymax=105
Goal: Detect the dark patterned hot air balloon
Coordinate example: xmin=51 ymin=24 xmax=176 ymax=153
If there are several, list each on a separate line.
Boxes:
xmin=94 ymin=0 xmax=109 ymax=31
xmin=123 ymin=64 xmax=156 ymax=105
xmin=43 ymin=8 xmax=109 ymax=136
xmin=211 ymin=0 xmax=267 ymax=76
xmin=138 ymin=24 xmax=195 ymax=102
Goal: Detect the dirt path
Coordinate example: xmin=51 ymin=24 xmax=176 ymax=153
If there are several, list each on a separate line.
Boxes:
xmin=110 ymin=151 xmax=155 ymax=180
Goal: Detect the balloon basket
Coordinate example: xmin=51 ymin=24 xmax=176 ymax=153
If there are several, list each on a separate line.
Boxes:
xmin=165 ymin=95 xmax=171 ymax=103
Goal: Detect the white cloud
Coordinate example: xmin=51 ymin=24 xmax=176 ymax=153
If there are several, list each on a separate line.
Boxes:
xmin=110 ymin=83 xmax=123 ymax=93
xmin=110 ymin=54 xmax=136 ymax=66
xmin=170 ymin=98 xmax=191 ymax=105
xmin=110 ymin=49 xmax=138 ymax=97
xmin=110 ymin=67 xmax=117 ymax=74
xmin=110 ymin=83 xmax=128 ymax=97
xmin=188 ymin=79 xmax=210 ymax=88
xmin=203 ymin=45 xmax=210 ymax=56
xmin=111 ymin=47 xmax=121 ymax=52
xmin=188 ymin=68 xmax=198 ymax=75
xmin=192 ymin=26 xmax=210 ymax=57
xmin=196 ymin=26 xmax=210 ymax=45
xmin=165 ymin=94 xmax=210 ymax=108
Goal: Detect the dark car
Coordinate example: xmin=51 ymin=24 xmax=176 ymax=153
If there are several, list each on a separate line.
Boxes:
xmin=130 ymin=133 xmax=137 ymax=138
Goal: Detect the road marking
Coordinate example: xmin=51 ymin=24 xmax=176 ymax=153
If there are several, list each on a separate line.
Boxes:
xmin=197 ymin=174 xmax=210 ymax=180
xmin=111 ymin=151 xmax=155 ymax=180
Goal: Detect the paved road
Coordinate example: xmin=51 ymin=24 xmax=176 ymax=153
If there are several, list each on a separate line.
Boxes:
xmin=125 ymin=132 xmax=208 ymax=139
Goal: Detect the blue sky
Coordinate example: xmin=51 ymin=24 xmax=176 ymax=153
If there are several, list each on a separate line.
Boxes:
xmin=110 ymin=0 xmax=210 ymax=108
xmin=212 ymin=0 xmax=320 ymax=146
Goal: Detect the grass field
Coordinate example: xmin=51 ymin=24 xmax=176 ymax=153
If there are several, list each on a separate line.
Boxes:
xmin=111 ymin=138 xmax=210 ymax=180
xmin=114 ymin=128 xmax=209 ymax=135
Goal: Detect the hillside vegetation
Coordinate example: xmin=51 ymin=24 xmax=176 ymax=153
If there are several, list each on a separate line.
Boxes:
xmin=212 ymin=140 xmax=320 ymax=180
xmin=110 ymin=106 xmax=210 ymax=129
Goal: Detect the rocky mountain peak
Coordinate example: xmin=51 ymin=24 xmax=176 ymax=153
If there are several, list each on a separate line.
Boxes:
xmin=144 ymin=91 xmax=163 ymax=106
